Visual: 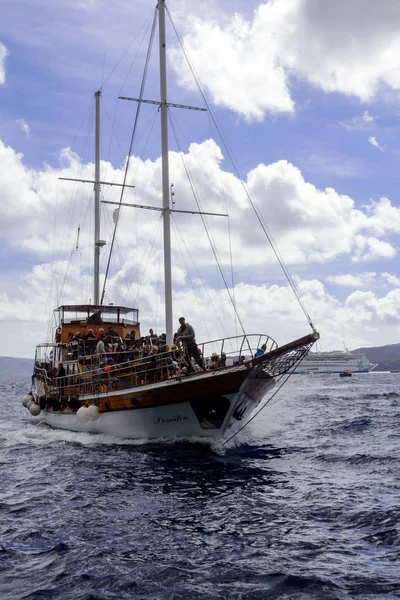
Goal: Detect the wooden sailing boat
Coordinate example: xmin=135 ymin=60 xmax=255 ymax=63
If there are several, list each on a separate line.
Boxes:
xmin=25 ymin=1 xmax=319 ymax=440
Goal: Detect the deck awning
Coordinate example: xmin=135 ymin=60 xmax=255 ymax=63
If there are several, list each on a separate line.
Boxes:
xmin=56 ymin=304 xmax=136 ymax=314
xmin=55 ymin=304 xmax=139 ymax=325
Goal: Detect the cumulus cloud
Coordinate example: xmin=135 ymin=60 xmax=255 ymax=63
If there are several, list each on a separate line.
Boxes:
xmin=326 ymin=273 xmax=377 ymax=288
xmin=327 ymin=272 xmax=400 ymax=289
xmin=246 ymin=159 xmax=400 ymax=264
xmin=170 ymin=9 xmax=294 ymax=120
xmin=382 ymin=272 xmax=400 ymax=287
xmin=345 ymin=288 xmax=400 ymax=324
xmin=353 ymin=237 xmax=397 ymax=262
xmin=0 ymin=42 xmax=8 ymax=84
xmin=278 ymin=0 xmax=400 ymax=100
xmin=3 ymin=264 xmax=400 ymax=358
xmin=0 ymin=137 xmax=399 ymax=270
xmin=0 ymin=135 xmax=399 ymax=356
xmin=171 ymin=0 xmax=400 ymax=119
xmin=365 ymin=197 xmax=400 ymax=236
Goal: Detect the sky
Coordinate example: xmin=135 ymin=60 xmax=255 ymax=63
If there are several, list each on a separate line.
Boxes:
xmin=1 ymin=0 xmax=400 ymax=358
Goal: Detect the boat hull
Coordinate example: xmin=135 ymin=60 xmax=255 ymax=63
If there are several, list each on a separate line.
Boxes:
xmin=34 ymin=368 xmax=276 ymax=441
xmin=40 ymin=395 xmax=233 ymax=439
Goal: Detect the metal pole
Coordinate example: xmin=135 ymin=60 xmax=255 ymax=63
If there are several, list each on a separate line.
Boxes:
xmin=94 ymin=90 xmax=101 ymax=306
xmin=158 ymin=1 xmax=173 ymax=346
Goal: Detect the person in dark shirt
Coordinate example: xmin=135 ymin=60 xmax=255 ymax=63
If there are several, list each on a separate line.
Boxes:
xmin=176 ymin=317 xmax=203 ymax=372
xmin=218 ymin=352 xmax=227 ymax=367
xmin=146 ymin=328 xmax=158 ymax=345
xmin=57 ymin=363 xmax=66 ymax=396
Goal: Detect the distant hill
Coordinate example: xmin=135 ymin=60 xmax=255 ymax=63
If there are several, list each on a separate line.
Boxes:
xmin=352 ymin=343 xmax=400 ymax=372
xmin=0 ymin=356 xmax=33 ymax=377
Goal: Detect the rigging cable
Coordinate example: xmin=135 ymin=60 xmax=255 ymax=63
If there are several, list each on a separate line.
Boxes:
xmin=100 ymin=7 xmax=158 ymax=305
xmin=56 ymin=103 xmax=96 ymax=307
xmin=166 ymin=5 xmax=316 ymax=334
xmin=101 ymin=110 xmax=159 ymax=306
xmin=155 ymin=227 xmax=162 ymax=329
xmin=167 ymin=108 xmax=240 ymax=338
xmin=75 ymin=226 xmax=81 ymax=250
xmin=101 ymin=10 xmax=156 ymax=88
xmin=170 ymin=216 xmax=213 ymax=340
xmin=132 ymin=215 xmax=163 ymax=307
xmin=42 ymin=178 xmax=61 ymax=344
xmin=169 ymin=112 xmax=247 ymax=337
xmin=102 ymin=11 xmax=156 ymax=183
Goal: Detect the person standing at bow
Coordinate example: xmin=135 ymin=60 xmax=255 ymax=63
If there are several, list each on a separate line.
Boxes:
xmin=176 ymin=317 xmax=203 ymax=372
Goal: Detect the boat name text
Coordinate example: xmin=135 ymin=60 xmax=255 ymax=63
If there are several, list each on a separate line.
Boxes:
xmin=154 ymin=415 xmax=189 ymax=424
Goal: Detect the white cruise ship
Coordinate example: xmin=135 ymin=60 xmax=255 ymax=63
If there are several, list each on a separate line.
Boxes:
xmin=294 ymin=350 xmax=378 ymax=374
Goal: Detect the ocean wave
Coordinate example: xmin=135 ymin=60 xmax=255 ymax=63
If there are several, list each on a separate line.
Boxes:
xmin=1 ymin=371 xmax=399 ymax=599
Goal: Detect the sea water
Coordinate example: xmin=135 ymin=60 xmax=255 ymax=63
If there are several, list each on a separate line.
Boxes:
xmin=0 ymin=367 xmax=399 ymax=600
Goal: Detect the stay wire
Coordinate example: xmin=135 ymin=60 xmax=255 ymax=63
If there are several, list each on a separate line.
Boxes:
xmin=166 ymin=6 xmax=316 ymax=333
xmin=132 ymin=216 xmax=163 ymax=306
xmin=101 ymin=10 xmax=155 ymax=89
xmin=169 ymin=112 xmax=247 ymax=337
xmin=57 ymin=104 xmax=95 ymax=305
xmin=100 ymin=107 xmax=159 ymax=307
xmin=170 ymin=216 xmax=213 ymax=340
xmin=102 ymin=12 xmax=156 ymax=182
xmin=100 ymin=8 xmax=157 ymax=305
xmin=43 ymin=179 xmax=61 ymax=344
xmin=167 ymin=108 xmax=240 ymax=336
xmin=101 ymin=96 xmax=127 ymax=163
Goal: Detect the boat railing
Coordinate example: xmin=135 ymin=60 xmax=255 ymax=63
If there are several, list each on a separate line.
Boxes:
xmin=33 ymin=334 xmax=278 ymax=399
xmin=197 ymin=334 xmax=278 ymax=365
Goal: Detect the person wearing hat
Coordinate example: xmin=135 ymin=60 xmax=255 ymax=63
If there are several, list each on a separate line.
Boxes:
xmin=176 ymin=317 xmax=203 ymax=372
xmin=210 ymin=352 xmax=219 ymax=370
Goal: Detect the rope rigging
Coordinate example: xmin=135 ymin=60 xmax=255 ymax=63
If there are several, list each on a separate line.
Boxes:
xmin=165 ymin=106 xmax=240 ymax=338
xmin=100 ymin=7 xmax=158 ymax=305
xmin=168 ymin=111 xmax=248 ymax=337
xmin=51 ymin=100 xmax=96 ymax=320
xmin=166 ymin=5 xmax=316 ymax=334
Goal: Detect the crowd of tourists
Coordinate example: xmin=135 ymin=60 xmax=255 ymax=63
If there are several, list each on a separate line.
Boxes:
xmin=61 ymin=317 xmax=232 ymax=378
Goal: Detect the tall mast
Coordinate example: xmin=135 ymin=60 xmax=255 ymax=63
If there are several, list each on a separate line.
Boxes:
xmin=94 ymin=89 xmax=101 ymax=306
xmin=158 ymin=0 xmax=173 ymax=346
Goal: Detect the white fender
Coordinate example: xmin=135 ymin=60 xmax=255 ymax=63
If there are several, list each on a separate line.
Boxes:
xmin=22 ymin=394 xmax=33 ymax=407
xmin=29 ymin=403 xmax=41 ymax=416
xmin=76 ymin=406 xmax=90 ymax=422
xmin=86 ymin=405 xmax=100 ymax=421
